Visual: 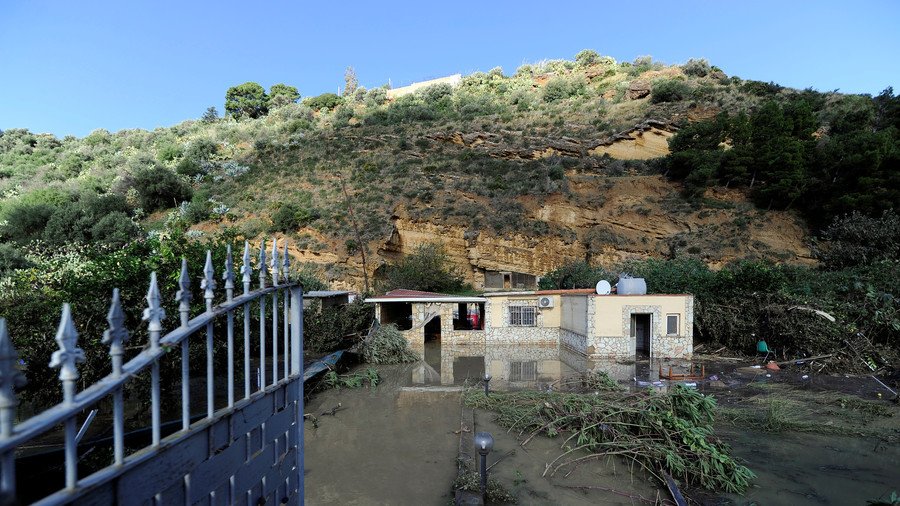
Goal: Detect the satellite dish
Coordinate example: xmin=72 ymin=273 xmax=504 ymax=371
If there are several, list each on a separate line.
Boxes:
xmin=596 ymin=280 xmax=611 ymax=295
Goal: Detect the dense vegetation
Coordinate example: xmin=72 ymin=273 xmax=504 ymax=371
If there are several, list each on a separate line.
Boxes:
xmin=0 ymin=49 xmax=897 ymax=396
xmin=665 ymin=88 xmax=899 ymax=227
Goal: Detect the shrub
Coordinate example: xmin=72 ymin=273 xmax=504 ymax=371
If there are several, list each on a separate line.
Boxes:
xmin=304 ymin=298 xmax=374 ymax=353
xmin=89 ymin=212 xmax=140 ymax=247
xmin=378 ymin=243 xmax=468 ymax=294
xmin=304 ymin=93 xmax=343 ymax=111
xmin=651 ymin=79 xmax=691 ymax=103
xmin=156 ymin=142 xmax=182 ymax=163
xmin=132 ymin=166 xmax=193 ymax=212
xmin=0 ymin=243 xmax=32 ymax=274
xmin=682 ymin=58 xmax=711 ymax=77
xmin=539 ymin=261 xmax=615 ymax=289
xmin=575 ymin=49 xmax=601 ymax=67
xmin=543 ymin=77 xmax=585 ymax=103
xmin=817 ymin=210 xmax=900 ymax=269
xmin=359 ymin=323 xmax=419 ymax=364
xmin=0 ymin=202 xmax=57 ymax=244
xmin=270 ymin=203 xmax=317 ymax=232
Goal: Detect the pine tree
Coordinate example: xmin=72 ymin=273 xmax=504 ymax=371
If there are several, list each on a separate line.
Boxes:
xmin=343 ymin=66 xmax=358 ymax=97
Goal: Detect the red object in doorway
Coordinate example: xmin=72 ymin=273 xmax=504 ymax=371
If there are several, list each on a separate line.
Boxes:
xmin=468 ymin=310 xmax=481 ymax=330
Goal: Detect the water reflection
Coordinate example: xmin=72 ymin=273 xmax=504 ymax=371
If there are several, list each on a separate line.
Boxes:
xmin=409 ymin=340 xmax=699 ymax=390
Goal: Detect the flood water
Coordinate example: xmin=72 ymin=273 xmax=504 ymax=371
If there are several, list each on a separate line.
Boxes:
xmin=304 ymin=341 xmax=900 ymax=505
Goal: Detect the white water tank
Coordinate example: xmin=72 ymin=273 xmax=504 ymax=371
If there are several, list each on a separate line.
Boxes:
xmin=616 ymin=278 xmax=647 ymax=295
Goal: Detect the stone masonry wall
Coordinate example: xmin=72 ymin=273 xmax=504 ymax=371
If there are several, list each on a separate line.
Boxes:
xmin=485 ymin=297 xmax=559 ymax=345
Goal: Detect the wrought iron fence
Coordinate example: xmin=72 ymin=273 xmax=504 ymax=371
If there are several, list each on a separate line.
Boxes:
xmin=0 ymin=239 xmax=305 ymax=504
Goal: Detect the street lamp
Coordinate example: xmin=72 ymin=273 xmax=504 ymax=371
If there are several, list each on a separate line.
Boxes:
xmin=483 ymin=372 xmax=492 ymax=396
xmin=474 ymin=432 xmax=494 ymax=499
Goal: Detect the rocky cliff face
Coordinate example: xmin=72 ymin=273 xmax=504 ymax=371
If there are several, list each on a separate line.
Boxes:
xmin=316 ymin=175 xmax=814 ymax=291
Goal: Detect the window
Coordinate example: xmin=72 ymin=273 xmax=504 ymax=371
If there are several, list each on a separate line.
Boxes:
xmin=509 ymin=306 xmax=536 ymax=326
xmin=509 ymin=361 xmax=537 ymax=381
xmin=666 ymin=314 xmax=679 ymax=335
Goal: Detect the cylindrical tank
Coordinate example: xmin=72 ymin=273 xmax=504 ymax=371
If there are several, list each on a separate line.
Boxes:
xmin=617 ymin=278 xmax=647 ymax=295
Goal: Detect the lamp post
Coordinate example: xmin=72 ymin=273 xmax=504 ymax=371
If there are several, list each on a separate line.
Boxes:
xmin=483 ymin=372 xmax=492 ymax=396
xmin=474 ymin=432 xmax=494 ymax=499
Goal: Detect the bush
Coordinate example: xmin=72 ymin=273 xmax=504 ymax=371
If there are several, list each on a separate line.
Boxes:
xmin=0 ymin=243 xmax=31 ymax=274
xmin=0 ymin=201 xmax=56 ymax=245
xmin=270 ymin=203 xmax=317 ymax=232
xmin=543 ymin=77 xmax=585 ymax=103
xmin=304 ymin=298 xmax=374 ymax=353
xmin=378 ymin=243 xmax=469 ymax=294
xmin=651 ymin=79 xmax=691 ymax=103
xmin=682 ymin=58 xmax=711 ymax=77
xmin=575 ymin=49 xmax=601 ymax=67
xmin=132 ymin=166 xmax=193 ymax=212
xmin=539 ymin=261 xmax=615 ymax=289
xmin=817 ymin=210 xmax=900 ymax=269
xmin=89 ymin=212 xmax=141 ymax=247
xmin=304 ymin=93 xmax=343 ymax=111
xmin=359 ymin=323 xmax=419 ymax=364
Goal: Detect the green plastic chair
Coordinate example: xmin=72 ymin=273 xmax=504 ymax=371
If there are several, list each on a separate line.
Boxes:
xmin=757 ymin=340 xmax=774 ymax=362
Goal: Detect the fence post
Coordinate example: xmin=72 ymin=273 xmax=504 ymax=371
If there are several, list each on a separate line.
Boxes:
xmin=0 ymin=319 xmax=25 ymax=496
xmin=290 ymin=285 xmax=304 ymax=504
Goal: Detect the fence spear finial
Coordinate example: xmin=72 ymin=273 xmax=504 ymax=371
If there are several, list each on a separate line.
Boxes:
xmin=223 ymin=244 xmax=235 ymax=301
xmin=258 ymin=240 xmax=268 ymax=289
xmin=142 ymin=272 xmax=166 ymax=350
xmin=102 ymin=289 xmax=130 ymax=377
xmin=50 ymin=304 xmax=85 ymax=403
xmin=176 ymin=258 xmax=192 ymax=327
xmin=241 ymin=241 xmax=252 ymax=295
xmin=270 ymin=238 xmax=280 ymax=285
xmin=202 ymin=250 xmax=217 ymax=311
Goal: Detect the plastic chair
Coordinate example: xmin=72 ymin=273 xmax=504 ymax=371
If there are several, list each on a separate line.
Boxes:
xmin=757 ymin=340 xmax=774 ymax=362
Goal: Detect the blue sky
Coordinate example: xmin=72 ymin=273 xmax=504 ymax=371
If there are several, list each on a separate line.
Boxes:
xmin=1 ymin=0 xmax=898 ymax=137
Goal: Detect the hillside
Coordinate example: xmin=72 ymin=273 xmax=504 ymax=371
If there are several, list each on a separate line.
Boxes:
xmin=0 ymin=52 xmax=896 ymax=290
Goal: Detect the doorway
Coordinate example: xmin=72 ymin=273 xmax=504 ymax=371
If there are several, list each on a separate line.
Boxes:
xmin=424 ymin=316 xmax=441 ymax=372
xmin=632 ymin=314 xmax=651 ymax=357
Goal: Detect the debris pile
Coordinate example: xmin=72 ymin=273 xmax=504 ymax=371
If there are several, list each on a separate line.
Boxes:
xmin=464 ymin=385 xmax=755 ymax=494
xmin=359 ymin=323 xmax=420 ymax=364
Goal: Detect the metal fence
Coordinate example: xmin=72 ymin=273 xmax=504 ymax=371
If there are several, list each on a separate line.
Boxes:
xmin=0 ymin=239 xmax=305 ymax=504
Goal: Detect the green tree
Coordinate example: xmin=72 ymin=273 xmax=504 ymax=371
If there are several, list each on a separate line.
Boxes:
xmin=268 ymin=83 xmax=300 ymax=108
xmin=225 ymin=82 xmax=269 ymax=119
xmin=539 ymin=261 xmax=614 ymax=289
xmin=201 ymin=106 xmax=219 ymax=123
xmin=378 ymin=243 xmax=468 ymax=294
xmin=304 ymin=93 xmax=343 ymax=111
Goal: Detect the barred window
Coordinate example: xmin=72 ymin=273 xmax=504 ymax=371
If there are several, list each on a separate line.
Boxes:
xmin=666 ymin=314 xmax=679 ymax=335
xmin=510 ymin=361 xmax=537 ymax=381
xmin=509 ymin=306 xmax=536 ymax=326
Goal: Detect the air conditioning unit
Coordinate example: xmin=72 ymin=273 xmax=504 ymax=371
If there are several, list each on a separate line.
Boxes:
xmin=537 ymin=296 xmax=554 ymax=309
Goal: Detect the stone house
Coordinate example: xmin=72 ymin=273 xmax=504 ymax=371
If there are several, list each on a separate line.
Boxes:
xmin=366 ymin=288 xmax=693 ymax=360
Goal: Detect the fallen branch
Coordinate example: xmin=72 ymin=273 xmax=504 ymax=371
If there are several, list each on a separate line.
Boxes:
xmin=775 ymin=354 xmax=834 ymax=366
xmin=485 ymin=449 xmax=516 ymax=471
xmin=554 ymin=483 xmax=659 ymax=505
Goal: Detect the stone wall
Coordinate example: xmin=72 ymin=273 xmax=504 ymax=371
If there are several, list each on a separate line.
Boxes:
xmin=560 ymin=328 xmax=587 ymax=354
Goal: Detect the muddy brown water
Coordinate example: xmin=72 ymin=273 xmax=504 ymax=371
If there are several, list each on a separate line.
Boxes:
xmin=304 ymin=343 xmax=899 ymax=505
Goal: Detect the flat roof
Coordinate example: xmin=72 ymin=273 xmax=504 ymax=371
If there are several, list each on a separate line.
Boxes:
xmin=304 ymin=290 xmax=352 ymax=298
xmin=365 ymin=289 xmax=485 ymax=304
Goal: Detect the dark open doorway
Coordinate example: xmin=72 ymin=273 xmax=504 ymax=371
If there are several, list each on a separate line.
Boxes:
xmin=424 ymin=316 xmax=441 ymax=372
xmin=632 ymin=313 xmax=651 ymax=357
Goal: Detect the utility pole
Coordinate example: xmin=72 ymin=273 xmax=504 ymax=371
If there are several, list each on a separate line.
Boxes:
xmin=339 ymin=172 xmax=370 ymax=294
